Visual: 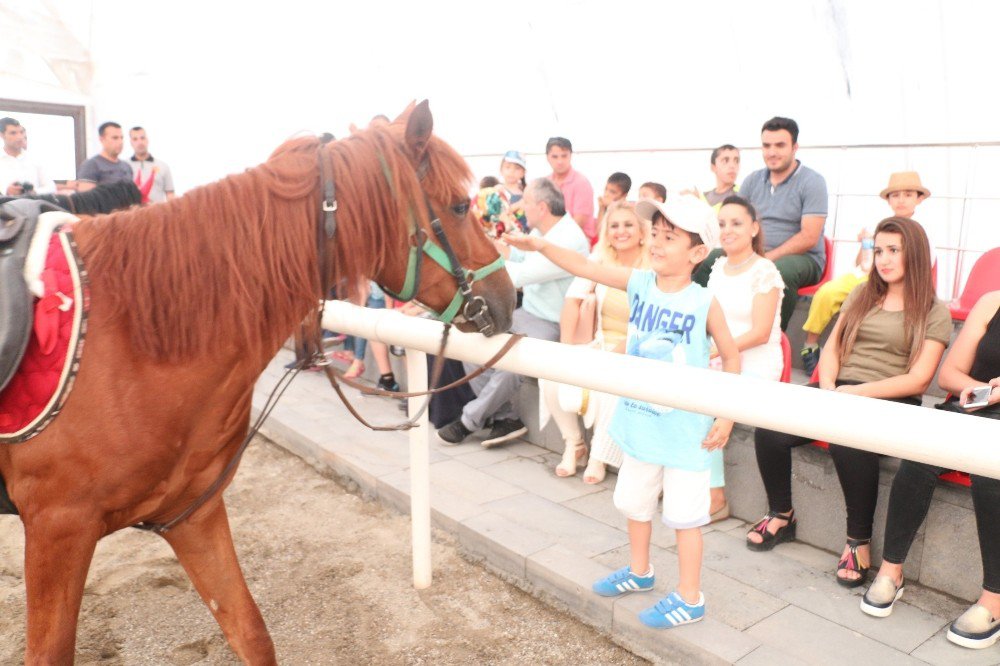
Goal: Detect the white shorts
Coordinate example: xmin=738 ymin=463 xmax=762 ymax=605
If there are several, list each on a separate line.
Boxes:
xmin=613 ymin=453 xmax=711 ymax=529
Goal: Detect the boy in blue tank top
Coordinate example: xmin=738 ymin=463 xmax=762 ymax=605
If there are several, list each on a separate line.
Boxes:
xmin=504 ymin=193 xmax=740 ymax=629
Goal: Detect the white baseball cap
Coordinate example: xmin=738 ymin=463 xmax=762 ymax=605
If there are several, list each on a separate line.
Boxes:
xmin=635 ymin=193 xmax=719 ymax=249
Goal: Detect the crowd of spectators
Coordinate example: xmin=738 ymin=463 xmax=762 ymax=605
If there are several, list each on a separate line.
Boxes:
xmin=4 ymin=109 xmax=998 ymax=649
xmin=0 ymin=116 xmax=174 ymax=204
xmin=447 ymin=115 xmax=999 ymax=647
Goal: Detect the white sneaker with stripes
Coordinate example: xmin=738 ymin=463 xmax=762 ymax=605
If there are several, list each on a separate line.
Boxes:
xmin=591 ymin=565 xmax=655 ymax=597
xmin=639 ymin=591 xmax=705 ymax=629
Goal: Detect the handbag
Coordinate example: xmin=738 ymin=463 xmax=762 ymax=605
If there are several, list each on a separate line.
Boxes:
xmin=569 ymin=285 xmax=598 ymax=345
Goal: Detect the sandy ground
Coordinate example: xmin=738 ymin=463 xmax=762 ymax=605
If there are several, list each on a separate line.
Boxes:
xmin=0 ymin=439 xmax=647 ymax=665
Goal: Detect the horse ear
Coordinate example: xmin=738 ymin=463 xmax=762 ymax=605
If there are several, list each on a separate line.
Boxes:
xmin=404 ymin=100 xmax=433 ymax=161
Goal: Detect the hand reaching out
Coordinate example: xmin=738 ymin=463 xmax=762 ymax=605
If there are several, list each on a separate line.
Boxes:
xmin=502 ymin=229 xmax=545 ymax=252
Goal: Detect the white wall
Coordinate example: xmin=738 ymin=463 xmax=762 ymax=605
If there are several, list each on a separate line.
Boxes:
xmin=5 ymin=0 xmax=999 ymax=295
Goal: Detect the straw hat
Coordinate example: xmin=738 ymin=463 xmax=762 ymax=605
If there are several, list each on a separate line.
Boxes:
xmin=880 ymin=172 xmax=930 ymax=200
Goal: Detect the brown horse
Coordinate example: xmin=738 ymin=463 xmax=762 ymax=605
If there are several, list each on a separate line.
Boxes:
xmin=0 ymin=101 xmax=515 ymax=664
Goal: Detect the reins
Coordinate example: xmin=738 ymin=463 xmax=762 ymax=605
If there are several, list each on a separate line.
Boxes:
xmin=139 ymin=135 xmax=521 ymax=533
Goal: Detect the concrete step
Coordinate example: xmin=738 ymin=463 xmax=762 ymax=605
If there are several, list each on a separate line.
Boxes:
xmin=253 ymin=351 xmax=989 ymax=665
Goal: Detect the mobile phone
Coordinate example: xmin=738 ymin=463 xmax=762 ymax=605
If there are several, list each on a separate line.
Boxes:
xmin=965 ymin=385 xmax=993 ymax=409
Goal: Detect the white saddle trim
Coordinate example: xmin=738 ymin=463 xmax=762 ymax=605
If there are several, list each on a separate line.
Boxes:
xmin=23 ymin=211 xmax=79 ymax=298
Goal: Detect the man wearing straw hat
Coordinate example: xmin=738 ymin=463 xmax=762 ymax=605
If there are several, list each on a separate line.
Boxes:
xmin=798 ymin=171 xmax=933 ymax=373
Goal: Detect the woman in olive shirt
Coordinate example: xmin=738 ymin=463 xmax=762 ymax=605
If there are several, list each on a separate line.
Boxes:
xmin=747 ymin=217 xmax=951 ymax=588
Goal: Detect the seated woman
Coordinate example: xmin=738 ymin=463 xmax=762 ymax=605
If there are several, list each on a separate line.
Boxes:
xmin=542 ymin=201 xmax=649 ymax=482
xmin=748 ymin=217 xmax=951 ymax=589
xmin=706 ymin=196 xmax=784 ymax=520
xmin=860 ymin=290 xmax=1000 ymax=649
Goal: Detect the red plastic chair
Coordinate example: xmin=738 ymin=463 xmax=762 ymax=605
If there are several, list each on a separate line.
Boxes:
xmin=779 ymin=332 xmax=792 ymax=383
xmin=807 ymin=364 xmax=830 ymax=450
xmin=935 ymin=393 xmax=973 ymax=487
xmin=798 ymin=237 xmax=835 ymax=297
xmin=950 ymin=248 xmax=1000 ymax=321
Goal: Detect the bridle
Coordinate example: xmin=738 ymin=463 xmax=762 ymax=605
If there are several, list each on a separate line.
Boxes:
xmin=372 ymin=153 xmax=505 ymax=335
xmin=135 ymin=136 xmax=520 ymax=534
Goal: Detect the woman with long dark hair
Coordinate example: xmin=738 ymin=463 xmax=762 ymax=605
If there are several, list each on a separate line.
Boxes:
xmin=747 ymin=217 xmax=952 ymax=588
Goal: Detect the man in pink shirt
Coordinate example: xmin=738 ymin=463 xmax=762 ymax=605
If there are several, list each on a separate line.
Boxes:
xmin=546 ymin=137 xmax=596 ymax=243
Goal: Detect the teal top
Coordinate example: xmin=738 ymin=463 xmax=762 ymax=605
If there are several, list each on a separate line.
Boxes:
xmin=608 ymin=270 xmax=714 ymax=470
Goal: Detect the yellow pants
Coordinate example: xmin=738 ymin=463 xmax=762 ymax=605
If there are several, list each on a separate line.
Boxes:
xmin=802 ymin=271 xmax=868 ymax=335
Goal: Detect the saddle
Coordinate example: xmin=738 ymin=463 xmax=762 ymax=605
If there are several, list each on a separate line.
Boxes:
xmin=0 ymin=199 xmax=65 ymax=392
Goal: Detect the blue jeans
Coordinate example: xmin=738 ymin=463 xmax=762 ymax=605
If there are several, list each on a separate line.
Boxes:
xmin=345 ymin=291 xmax=386 ymax=360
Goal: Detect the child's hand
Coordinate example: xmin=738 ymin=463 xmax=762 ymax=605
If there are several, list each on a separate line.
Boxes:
xmin=702 ymin=418 xmax=734 ymax=450
xmin=502 ymin=229 xmax=544 ymax=252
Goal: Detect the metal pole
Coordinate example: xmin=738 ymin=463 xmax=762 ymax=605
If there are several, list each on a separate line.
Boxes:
xmin=404 ymin=348 xmax=432 ymax=590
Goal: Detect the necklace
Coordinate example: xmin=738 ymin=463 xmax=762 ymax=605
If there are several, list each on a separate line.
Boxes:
xmin=726 ymin=253 xmax=757 ymax=271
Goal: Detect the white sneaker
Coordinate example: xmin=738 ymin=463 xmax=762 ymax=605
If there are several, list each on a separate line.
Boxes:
xmin=947 ymin=604 xmax=1000 ymax=649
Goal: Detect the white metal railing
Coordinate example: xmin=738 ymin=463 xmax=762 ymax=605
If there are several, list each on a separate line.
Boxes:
xmin=320 ymin=301 xmax=1000 ymax=587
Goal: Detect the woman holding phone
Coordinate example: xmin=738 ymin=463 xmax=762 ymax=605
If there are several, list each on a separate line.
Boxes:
xmin=860 ymin=290 xmax=1000 ymax=650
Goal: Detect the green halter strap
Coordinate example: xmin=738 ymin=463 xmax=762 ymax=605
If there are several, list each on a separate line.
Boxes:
xmin=376 ymin=153 xmax=505 ymax=327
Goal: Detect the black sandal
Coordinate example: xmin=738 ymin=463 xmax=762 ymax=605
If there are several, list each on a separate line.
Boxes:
xmin=836 ymin=537 xmax=871 ymax=588
xmin=746 ymin=510 xmax=796 ymax=552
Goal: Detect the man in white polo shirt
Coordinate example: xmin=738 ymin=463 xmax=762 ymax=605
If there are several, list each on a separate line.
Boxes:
xmin=437 ymin=177 xmax=590 ymax=447
xmin=0 ymin=117 xmax=55 ymax=196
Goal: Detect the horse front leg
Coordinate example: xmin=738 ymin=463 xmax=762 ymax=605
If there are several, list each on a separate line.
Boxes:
xmin=161 ymin=499 xmax=276 ymax=665
xmin=21 ymin=512 xmax=101 ymax=665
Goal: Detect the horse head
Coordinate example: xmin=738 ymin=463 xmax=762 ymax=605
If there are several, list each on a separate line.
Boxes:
xmin=330 ymin=102 xmax=515 ymax=336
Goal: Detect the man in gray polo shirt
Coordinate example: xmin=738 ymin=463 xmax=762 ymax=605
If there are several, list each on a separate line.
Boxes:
xmin=128 ymin=126 xmax=175 ymax=203
xmin=77 ymin=121 xmax=134 ymax=191
xmin=695 ymin=117 xmax=828 ymax=329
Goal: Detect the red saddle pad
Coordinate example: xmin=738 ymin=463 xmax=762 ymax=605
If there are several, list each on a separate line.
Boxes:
xmin=0 ymin=231 xmax=88 ymax=443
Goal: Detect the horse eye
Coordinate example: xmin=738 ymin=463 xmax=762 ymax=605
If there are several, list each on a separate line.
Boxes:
xmin=451 ymin=201 xmax=470 ymax=216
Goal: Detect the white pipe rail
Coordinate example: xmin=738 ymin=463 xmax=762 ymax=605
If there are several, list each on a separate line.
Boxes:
xmin=322 ymin=300 xmax=1000 ymax=477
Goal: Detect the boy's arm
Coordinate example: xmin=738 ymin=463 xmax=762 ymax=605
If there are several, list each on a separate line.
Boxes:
xmin=502 ymin=232 xmax=632 ymax=290
xmin=703 ymin=298 xmax=739 ymax=450
xmin=706 ymin=298 xmax=740 ymax=375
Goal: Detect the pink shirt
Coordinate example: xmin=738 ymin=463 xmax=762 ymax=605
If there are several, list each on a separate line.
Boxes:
xmin=549 ymin=168 xmax=595 ymax=242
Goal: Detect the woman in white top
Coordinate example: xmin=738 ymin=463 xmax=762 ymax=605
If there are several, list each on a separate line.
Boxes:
xmin=542 ymin=201 xmax=650 ymax=482
xmin=706 ymin=195 xmax=785 ymax=518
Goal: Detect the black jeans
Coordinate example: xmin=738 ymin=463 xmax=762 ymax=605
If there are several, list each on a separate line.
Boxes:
xmin=883 ymin=461 xmax=1000 ymax=592
xmin=753 ymin=382 xmax=919 ymax=540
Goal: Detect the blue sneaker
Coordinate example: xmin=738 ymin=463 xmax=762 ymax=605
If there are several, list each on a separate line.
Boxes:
xmin=592 ymin=565 xmax=655 ymax=597
xmin=639 ymin=591 xmax=705 ymax=629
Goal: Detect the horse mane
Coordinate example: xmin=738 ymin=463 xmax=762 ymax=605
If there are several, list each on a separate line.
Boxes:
xmin=77 ymin=120 xmax=472 ymax=364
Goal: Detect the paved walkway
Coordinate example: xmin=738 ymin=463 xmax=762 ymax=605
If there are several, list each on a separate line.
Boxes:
xmin=252 ymin=350 xmax=994 ymax=665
